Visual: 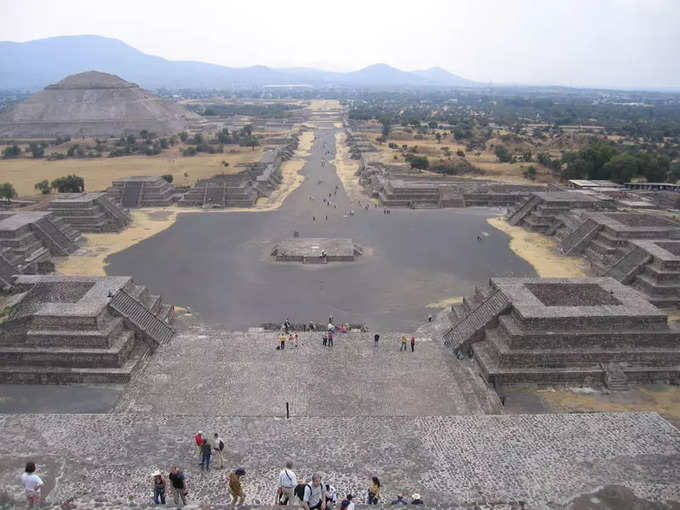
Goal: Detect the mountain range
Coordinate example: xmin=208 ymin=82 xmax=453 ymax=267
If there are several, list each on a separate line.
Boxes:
xmin=0 ymin=35 xmax=477 ymax=91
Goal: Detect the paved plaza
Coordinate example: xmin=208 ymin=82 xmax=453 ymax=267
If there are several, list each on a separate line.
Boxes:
xmin=1 ymin=412 xmax=679 ymax=508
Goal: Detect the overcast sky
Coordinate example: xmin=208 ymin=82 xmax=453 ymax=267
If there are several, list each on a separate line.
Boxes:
xmin=2 ymin=0 xmax=679 ymax=88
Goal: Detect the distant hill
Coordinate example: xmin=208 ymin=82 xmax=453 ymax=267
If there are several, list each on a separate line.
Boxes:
xmin=0 ymin=35 xmax=478 ymax=90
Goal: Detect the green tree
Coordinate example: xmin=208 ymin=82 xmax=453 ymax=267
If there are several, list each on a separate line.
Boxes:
xmin=161 ymin=174 xmax=174 ymax=184
xmin=408 ymin=155 xmax=429 ymax=170
xmin=0 ymin=182 xmax=17 ymax=200
xmin=179 ymin=131 xmax=189 ymax=142
xmin=51 ymin=174 xmax=84 ymax=193
xmin=34 ymin=179 xmax=50 ymax=194
xmin=29 ymin=142 xmax=45 ymax=158
xmin=494 ymin=145 xmax=512 ymax=163
xmin=603 ymin=154 xmax=639 ymax=183
xmin=523 ymin=165 xmax=537 ymax=180
xmin=379 ymin=117 xmax=392 ymax=139
xmin=637 ymin=152 xmax=670 ymax=182
xmin=2 ymin=144 xmax=21 ymax=158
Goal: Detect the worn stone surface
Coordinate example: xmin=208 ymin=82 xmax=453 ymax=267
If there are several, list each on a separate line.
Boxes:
xmin=0 ymin=413 xmax=678 ymax=508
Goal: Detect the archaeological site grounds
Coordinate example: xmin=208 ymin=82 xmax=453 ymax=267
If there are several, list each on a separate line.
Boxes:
xmin=1 ymin=71 xmax=680 ymax=510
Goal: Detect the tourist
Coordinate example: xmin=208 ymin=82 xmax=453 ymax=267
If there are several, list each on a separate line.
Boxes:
xmin=400 ymin=335 xmax=408 ymax=352
xmin=328 ymin=329 xmax=334 ymax=347
xmin=325 ymin=483 xmax=338 ymax=507
xmin=213 ymin=433 xmax=225 ymax=469
xmin=374 ymin=333 xmax=380 ymax=348
xmin=293 ymin=478 xmax=308 ymax=505
xmin=199 ymin=436 xmax=212 ymax=471
xmin=391 ymin=494 xmax=407 ymax=505
xmin=193 ymin=431 xmax=204 ymax=459
xmin=280 ymin=332 xmax=287 ymax=350
xmin=294 ymin=333 xmax=299 ymax=347
xmin=152 ymin=470 xmax=167 ymax=505
xmin=427 ymin=314 xmax=432 ymax=323
xmin=340 ymin=494 xmax=355 ymax=510
xmin=328 ymin=321 xmax=335 ymax=333
xmin=410 ymin=336 xmax=415 ymax=352
xmin=229 ymin=468 xmax=246 ymax=506
xmin=367 ymin=477 xmax=381 ymax=505
xmin=21 ymin=461 xmax=44 ymax=508
xmin=303 ymin=474 xmax=326 ymax=510
xmin=410 ymin=493 xmax=423 ymax=505
xmin=168 ymin=466 xmax=187 ymax=507
xmin=278 ymin=461 xmax=297 ymax=505
xmin=289 ymin=333 xmax=296 ymax=348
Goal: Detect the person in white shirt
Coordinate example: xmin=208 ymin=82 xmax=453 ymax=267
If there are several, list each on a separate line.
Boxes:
xmin=278 ymin=461 xmax=297 ymax=505
xmin=21 ymin=462 xmax=44 ymax=508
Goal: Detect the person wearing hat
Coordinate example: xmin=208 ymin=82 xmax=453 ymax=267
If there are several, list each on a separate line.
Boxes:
xmin=410 ymin=493 xmax=423 ymax=505
xmin=152 ymin=470 xmax=167 ymax=505
xmin=229 ymin=468 xmax=246 ymax=506
xmin=390 ymin=494 xmax=407 ymax=505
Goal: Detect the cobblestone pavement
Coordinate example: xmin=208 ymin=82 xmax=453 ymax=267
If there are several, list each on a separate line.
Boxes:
xmin=0 ymin=413 xmax=678 ymax=508
xmin=114 ymin=322 xmax=499 ymax=416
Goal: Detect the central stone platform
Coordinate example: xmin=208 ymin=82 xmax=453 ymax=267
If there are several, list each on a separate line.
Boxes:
xmin=272 ymin=238 xmax=361 ymax=262
xmin=1 ymin=412 xmax=678 ymax=507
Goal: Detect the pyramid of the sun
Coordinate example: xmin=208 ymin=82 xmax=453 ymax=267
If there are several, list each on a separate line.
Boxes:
xmin=0 ymin=71 xmax=200 ymax=137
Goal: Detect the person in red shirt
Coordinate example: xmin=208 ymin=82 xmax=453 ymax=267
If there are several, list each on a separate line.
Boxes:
xmin=410 ymin=336 xmax=415 ymax=353
xmin=194 ymin=431 xmax=204 ymax=459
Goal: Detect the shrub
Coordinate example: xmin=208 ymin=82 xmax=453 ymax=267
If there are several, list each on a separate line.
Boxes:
xmin=51 ymin=174 xmax=84 ymax=193
xmin=34 ymin=180 xmax=50 ymax=194
xmin=161 ymin=174 xmax=174 ymax=183
xmin=0 ymin=182 xmax=17 ymax=200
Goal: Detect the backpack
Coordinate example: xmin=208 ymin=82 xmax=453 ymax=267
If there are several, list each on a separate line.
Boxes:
xmin=218 ymin=439 xmax=224 ymax=451
xmin=294 ymin=484 xmax=310 ymax=501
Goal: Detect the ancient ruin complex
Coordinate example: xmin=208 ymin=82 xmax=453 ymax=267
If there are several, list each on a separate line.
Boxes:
xmin=48 ymin=192 xmax=131 ymax=232
xmin=272 ymin=238 xmax=362 ymax=263
xmin=107 ymin=175 xmax=176 ymax=207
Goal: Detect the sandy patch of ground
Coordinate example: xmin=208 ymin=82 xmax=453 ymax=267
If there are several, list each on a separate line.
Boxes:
xmin=0 ymin=146 xmax=264 ymax=197
xmin=56 ymin=131 xmax=317 ymax=276
xmin=426 ymin=296 xmax=463 ymax=308
xmin=308 ymin=99 xmax=341 ymax=111
xmin=333 ymin=131 xmax=365 ymax=201
xmin=487 ymin=217 xmax=588 ymax=277
xmin=536 ymin=386 xmax=680 ymax=424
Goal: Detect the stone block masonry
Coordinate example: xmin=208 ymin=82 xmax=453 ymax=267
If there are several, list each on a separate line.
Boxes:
xmin=0 ymin=413 xmax=678 ymax=507
xmin=272 ymin=238 xmax=361 ymax=263
xmin=108 ymin=176 xmax=175 ymax=208
xmin=48 ymin=192 xmax=131 ymax=232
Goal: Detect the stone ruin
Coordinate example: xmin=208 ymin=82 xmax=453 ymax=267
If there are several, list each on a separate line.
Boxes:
xmin=0 ymin=274 xmax=174 ymax=384
xmin=0 ymin=211 xmax=81 ymax=286
xmin=271 ymin=238 xmax=362 ymax=263
xmin=48 ymin=192 xmax=131 ymax=232
xmin=178 ymin=135 xmax=299 ymax=208
xmin=443 ymin=277 xmax=680 ymax=389
xmin=107 ymin=175 xmax=175 ymax=208
xmin=346 ymin=130 xmax=377 ymax=158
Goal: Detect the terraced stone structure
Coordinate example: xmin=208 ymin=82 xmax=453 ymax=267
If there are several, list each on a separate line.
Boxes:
xmin=0 ymin=211 xmax=81 ymax=279
xmin=108 ymin=175 xmax=175 ymax=207
xmin=48 ymin=192 xmax=131 ymax=232
xmin=559 ymin=212 xmax=680 ymax=273
xmin=179 ymin=136 xmax=299 ymax=208
xmin=444 ymin=277 xmax=680 ymax=388
xmin=0 ymin=275 xmax=174 ymax=383
xmin=272 ymin=238 xmax=362 ymax=262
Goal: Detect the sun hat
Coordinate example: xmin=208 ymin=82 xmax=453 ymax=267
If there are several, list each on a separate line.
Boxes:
xmin=412 ymin=493 xmax=421 ymax=500
xmin=152 ymin=471 xmax=161 ymax=477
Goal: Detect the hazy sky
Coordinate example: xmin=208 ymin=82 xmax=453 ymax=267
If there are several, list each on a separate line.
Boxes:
xmin=2 ymin=0 xmax=679 ymax=88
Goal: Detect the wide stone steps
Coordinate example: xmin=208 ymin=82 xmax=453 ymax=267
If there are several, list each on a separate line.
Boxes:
xmin=32 ymin=217 xmax=79 ymax=256
xmin=559 ymin=218 xmax=600 ymax=255
xmin=0 ymin=248 xmax=18 ymax=289
xmin=506 ymin=195 xmax=539 ymax=225
xmin=605 ymin=247 xmax=651 ymax=284
xmin=121 ymin=182 xmax=143 ymax=208
xmin=443 ymin=290 xmax=512 ymax=354
xmin=24 ymin=317 xmax=126 ymax=349
xmin=109 ymin=288 xmax=175 ymax=346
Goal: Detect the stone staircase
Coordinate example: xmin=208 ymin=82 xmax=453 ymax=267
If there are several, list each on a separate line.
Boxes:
xmin=605 ymin=362 xmax=630 ymax=391
xmin=109 ymin=287 xmax=175 ymax=347
xmin=559 ymin=218 xmax=601 ymax=255
xmin=0 ymin=247 xmax=17 ymax=290
xmin=121 ymin=181 xmax=143 ymax=208
xmin=95 ymin=194 xmax=132 ymax=230
xmin=32 ymin=216 xmax=80 ymax=256
xmin=443 ymin=288 xmax=512 ymax=355
xmin=507 ymin=195 xmax=539 ymax=225
xmin=605 ymin=247 xmax=652 ymax=284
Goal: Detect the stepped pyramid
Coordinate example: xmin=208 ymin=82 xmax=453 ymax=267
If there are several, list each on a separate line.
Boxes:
xmin=0 ymin=71 xmax=200 ymax=137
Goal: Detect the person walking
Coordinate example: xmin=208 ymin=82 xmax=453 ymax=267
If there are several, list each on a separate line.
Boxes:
xmin=280 ymin=332 xmax=287 ymax=350
xmin=303 ymin=474 xmax=326 ymax=510
xmin=193 ymin=431 xmax=204 ymax=460
xmin=367 ymin=477 xmax=381 ymax=505
xmin=168 ymin=466 xmax=187 ymax=507
xmin=400 ymin=336 xmax=407 ymax=352
xmin=21 ymin=462 xmax=44 ymax=509
xmin=327 ymin=329 xmax=334 ymax=347
xmin=410 ymin=336 xmax=415 ymax=353
xmin=229 ymin=468 xmax=246 ymax=506
xmin=374 ymin=333 xmax=379 ymax=348
xmin=200 ymin=437 xmax=212 ymax=471
xmin=152 ymin=471 xmax=167 ymax=505
xmin=294 ymin=478 xmax=308 ymax=505
xmin=212 ymin=433 xmax=225 ymax=469
xmin=278 ymin=461 xmax=297 ymax=505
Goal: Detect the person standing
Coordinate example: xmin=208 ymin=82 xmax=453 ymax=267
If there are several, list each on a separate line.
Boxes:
xmin=193 ymin=431 xmax=204 ymax=459
xmin=278 ymin=461 xmax=297 ymax=505
xmin=229 ymin=468 xmax=246 ymax=506
xmin=200 ymin=437 xmax=212 ymax=471
xmin=152 ymin=471 xmax=167 ymax=505
xmin=280 ymin=332 xmax=287 ymax=350
xmin=212 ymin=433 xmax=225 ymax=469
xmin=21 ymin=462 xmax=43 ymax=509
xmin=400 ymin=336 xmax=407 ymax=352
xmin=303 ymin=474 xmax=326 ymax=510
xmin=327 ymin=329 xmax=334 ymax=347
xmin=374 ymin=333 xmax=379 ymax=348
xmin=168 ymin=466 xmax=187 ymax=507
xmin=294 ymin=478 xmax=308 ymax=505
xmin=410 ymin=336 xmax=415 ymax=353
xmin=367 ymin=476 xmax=380 ymax=505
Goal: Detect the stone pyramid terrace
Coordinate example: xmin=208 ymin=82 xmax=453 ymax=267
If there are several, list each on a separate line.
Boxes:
xmin=0 ymin=274 xmax=174 ymax=383
xmin=108 ymin=175 xmax=175 ymax=207
xmin=48 ymin=192 xmax=131 ymax=232
xmin=444 ymin=277 xmax=680 ymax=388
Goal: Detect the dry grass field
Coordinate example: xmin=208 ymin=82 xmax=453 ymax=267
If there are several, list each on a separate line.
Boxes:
xmin=0 ymin=144 xmax=264 ymax=197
